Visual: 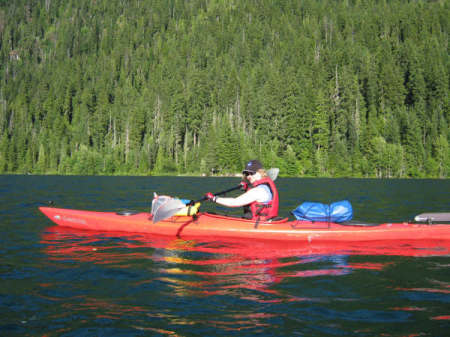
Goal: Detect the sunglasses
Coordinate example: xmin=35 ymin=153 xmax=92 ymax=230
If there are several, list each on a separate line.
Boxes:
xmin=244 ymin=172 xmax=256 ymax=177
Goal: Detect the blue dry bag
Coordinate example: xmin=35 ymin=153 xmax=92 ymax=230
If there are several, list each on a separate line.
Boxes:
xmin=292 ymin=200 xmax=353 ymax=223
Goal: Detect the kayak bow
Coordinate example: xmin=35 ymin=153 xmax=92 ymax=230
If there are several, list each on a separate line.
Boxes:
xmin=39 ymin=207 xmax=450 ymax=242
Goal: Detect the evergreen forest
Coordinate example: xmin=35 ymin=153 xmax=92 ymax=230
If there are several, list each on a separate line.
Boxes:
xmin=0 ymin=0 xmax=448 ymax=177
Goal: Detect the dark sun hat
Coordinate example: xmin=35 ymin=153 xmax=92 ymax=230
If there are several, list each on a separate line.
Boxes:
xmin=243 ymin=160 xmax=263 ymax=174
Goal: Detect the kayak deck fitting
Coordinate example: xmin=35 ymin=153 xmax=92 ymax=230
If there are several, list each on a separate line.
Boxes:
xmin=39 ymin=207 xmax=450 ymax=242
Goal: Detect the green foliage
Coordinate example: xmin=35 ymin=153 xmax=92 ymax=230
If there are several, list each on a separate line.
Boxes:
xmin=0 ymin=0 xmax=448 ymax=178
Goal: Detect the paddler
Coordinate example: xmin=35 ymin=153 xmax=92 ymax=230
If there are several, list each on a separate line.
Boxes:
xmin=205 ymin=160 xmax=279 ymax=220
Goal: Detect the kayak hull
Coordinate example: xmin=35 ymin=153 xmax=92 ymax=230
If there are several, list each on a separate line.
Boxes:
xmin=39 ymin=207 xmax=450 ymax=242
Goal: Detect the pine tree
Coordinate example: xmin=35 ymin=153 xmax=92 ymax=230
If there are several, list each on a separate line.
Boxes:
xmin=311 ymin=88 xmax=330 ymax=152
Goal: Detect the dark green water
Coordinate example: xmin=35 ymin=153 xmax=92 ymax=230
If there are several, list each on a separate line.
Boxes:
xmin=1 ymin=175 xmax=449 ymax=336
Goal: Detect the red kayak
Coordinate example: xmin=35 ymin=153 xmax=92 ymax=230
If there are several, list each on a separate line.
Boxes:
xmin=39 ymin=207 xmax=450 ymax=242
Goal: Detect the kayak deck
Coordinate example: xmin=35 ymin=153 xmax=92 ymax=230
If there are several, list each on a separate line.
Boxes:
xmin=39 ymin=207 xmax=450 ymax=242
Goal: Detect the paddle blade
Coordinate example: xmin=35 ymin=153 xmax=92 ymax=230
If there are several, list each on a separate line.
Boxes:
xmin=152 ymin=196 xmax=186 ymax=223
xmin=415 ymin=213 xmax=450 ymax=223
xmin=267 ymin=168 xmax=279 ymax=181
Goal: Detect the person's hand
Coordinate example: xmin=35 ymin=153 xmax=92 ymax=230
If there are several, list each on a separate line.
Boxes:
xmin=240 ymin=181 xmax=248 ymax=191
xmin=205 ymin=192 xmax=217 ymax=202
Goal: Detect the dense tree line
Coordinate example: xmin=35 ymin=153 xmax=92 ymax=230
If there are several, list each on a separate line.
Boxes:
xmin=0 ymin=0 xmax=448 ymax=177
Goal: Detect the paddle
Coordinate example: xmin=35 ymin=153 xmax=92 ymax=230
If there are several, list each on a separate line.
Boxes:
xmin=187 ymin=168 xmax=279 ymax=205
xmin=152 ymin=168 xmax=280 ymax=223
xmin=414 ymin=213 xmax=450 ymax=223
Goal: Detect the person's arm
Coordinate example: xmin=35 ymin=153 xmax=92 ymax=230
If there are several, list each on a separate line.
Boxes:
xmin=207 ymin=188 xmax=260 ymax=207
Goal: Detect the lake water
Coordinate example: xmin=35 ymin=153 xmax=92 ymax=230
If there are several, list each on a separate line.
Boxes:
xmin=1 ymin=175 xmax=449 ymax=336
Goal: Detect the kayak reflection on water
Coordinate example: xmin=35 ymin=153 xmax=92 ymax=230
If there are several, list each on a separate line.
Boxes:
xmin=41 ymin=226 xmax=450 ymax=298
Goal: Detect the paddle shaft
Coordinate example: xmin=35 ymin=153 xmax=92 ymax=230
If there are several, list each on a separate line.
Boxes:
xmin=191 ymin=167 xmax=279 ymax=204
xmin=192 ymin=185 xmax=242 ymax=204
